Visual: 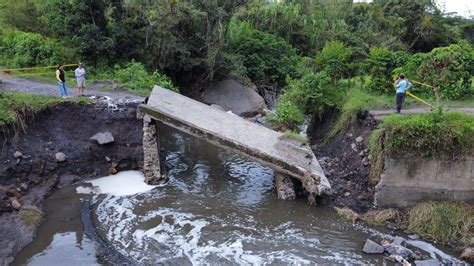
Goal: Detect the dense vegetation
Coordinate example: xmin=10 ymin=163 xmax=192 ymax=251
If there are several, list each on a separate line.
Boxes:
xmin=0 ymin=0 xmax=473 ymax=128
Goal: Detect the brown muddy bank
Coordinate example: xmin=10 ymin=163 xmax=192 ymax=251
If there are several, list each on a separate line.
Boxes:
xmin=0 ymin=102 xmax=144 ymax=265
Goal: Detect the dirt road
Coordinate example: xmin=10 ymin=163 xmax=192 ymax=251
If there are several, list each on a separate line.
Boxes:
xmin=369 ymin=107 xmax=474 ymax=120
xmin=0 ymin=73 xmax=144 ymax=102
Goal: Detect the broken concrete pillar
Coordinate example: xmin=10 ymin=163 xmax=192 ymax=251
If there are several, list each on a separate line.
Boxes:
xmin=275 ymin=174 xmax=296 ymax=200
xmin=143 ymin=115 xmax=166 ymax=184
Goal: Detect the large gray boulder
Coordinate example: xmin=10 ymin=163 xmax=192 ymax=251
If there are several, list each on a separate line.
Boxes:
xmin=201 ymin=79 xmax=265 ymax=117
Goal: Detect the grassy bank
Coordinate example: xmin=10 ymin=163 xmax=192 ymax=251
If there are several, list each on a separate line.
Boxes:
xmin=408 ymin=201 xmax=473 ymax=246
xmin=0 ymin=92 xmax=90 ymax=127
xmin=370 ymin=111 xmax=474 ymax=159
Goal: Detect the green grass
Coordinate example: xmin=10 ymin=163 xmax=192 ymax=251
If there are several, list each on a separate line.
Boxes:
xmin=408 ymin=201 xmax=473 ymax=246
xmin=324 ymin=82 xmax=394 ymax=142
xmin=0 ymin=92 xmax=91 ymax=127
xmin=281 ymin=130 xmax=309 ymax=144
xmin=371 ymin=111 xmax=474 ymax=160
xmin=18 ymin=207 xmax=44 ymax=226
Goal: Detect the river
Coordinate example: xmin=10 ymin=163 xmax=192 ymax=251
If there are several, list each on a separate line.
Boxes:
xmin=12 ymin=126 xmax=458 ymax=265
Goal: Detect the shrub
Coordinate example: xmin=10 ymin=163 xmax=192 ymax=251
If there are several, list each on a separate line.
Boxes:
xmin=365 ymin=47 xmax=409 ymax=94
xmin=226 ymin=19 xmax=301 ymax=87
xmin=272 ymin=71 xmax=346 ymax=129
xmin=316 ymin=41 xmax=352 ymax=83
xmin=114 ymin=62 xmax=178 ymax=95
xmin=416 ymin=42 xmax=474 ymax=100
xmin=408 ymin=201 xmax=473 ymax=245
xmin=370 ymin=111 xmax=474 ymax=160
xmin=0 ymin=30 xmax=74 ymax=67
xmin=269 ymin=99 xmax=304 ymax=129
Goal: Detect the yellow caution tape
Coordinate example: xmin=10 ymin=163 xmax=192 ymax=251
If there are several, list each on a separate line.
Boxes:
xmin=0 ymin=64 xmax=78 ymax=72
xmin=1 ymin=71 xmax=76 ymax=78
xmin=411 ymin=80 xmax=437 ymax=90
xmin=406 ymin=91 xmax=431 ymax=107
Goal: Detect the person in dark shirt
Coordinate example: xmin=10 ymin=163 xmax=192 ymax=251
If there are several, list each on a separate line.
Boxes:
xmin=56 ymin=64 xmax=69 ymax=97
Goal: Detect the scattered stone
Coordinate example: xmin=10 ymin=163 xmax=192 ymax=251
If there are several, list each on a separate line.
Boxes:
xmin=392 ymin=236 xmax=407 ymax=247
xmin=414 ymin=259 xmax=441 ymax=266
xmin=344 ymin=192 xmax=351 ymax=197
xmin=105 ymin=156 xmax=111 ymax=162
xmin=358 ymin=151 xmax=365 ymax=157
xmin=90 ymin=132 xmax=115 ymax=145
xmin=388 ymin=255 xmax=411 ymax=266
xmin=387 ymin=222 xmax=398 ymax=230
xmin=460 ymin=248 xmax=474 ymax=263
xmin=356 ymin=136 xmax=364 ymax=143
xmin=351 ymin=143 xmax=358 ymax=152
xmin=407 ymin=234 xmax=420 ymax=240
xmin=367 ymin=154 xmax=373 ymax=160
xmin=362 ymin=239 xmax=385 ymax=254
xmin=11 ymin=198 xmax=21 ymax=210
xmin=55 ymin=152 xmax=66 ymax=162
xmin=362 ymin=157 xmax=369 ymax=166
xmin=384 ymin=243 xmax=414 ymax=259
xmin=20 ymin=183 xmax=28 ymax=191
xmin=13 ymin=151 xmax=23 ymax=159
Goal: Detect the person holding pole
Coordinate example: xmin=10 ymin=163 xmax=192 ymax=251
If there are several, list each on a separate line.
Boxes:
xmin=394 ymin=74 xmax=412 ymax=113
xmin=56 ymin=64 xmax=69 ymax=97
xmin=75 ymin=63 xmax=86 ymax=96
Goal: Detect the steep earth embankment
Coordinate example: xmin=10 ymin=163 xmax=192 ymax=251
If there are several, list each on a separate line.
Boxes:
xmin=0 ymin=102 xmax=144 ymax=265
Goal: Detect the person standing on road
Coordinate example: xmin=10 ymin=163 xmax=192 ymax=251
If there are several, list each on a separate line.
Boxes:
xmin=394 ymin=74 xmax=412 ymax=113
xmin=56 ymin=64 xmax=69 ymax=97
xmin=75 ymin=63 xmax=86 ymax=96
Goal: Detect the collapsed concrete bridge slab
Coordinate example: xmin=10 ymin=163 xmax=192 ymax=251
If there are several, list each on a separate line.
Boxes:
xmin=139 ymin=86 xmax=331 ymax=199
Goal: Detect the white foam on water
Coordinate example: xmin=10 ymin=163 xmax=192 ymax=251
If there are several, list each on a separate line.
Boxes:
xmin=76 ymin=170 xmax=156 ymax=196
xmin=95 ymin=195 xmax=374 ymax=265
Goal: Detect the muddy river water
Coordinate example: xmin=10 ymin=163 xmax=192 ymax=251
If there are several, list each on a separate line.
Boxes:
xmin=13 ymin=127 xmax=459 ymax=265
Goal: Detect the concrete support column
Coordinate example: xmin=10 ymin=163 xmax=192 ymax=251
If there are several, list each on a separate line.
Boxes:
xmin=143 ymin=115 xmax=166 ymax=184
xmin=275 ymin=174 xmax=296 ymax=200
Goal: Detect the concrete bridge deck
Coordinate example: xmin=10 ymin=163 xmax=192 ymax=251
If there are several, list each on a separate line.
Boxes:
xmin=140 ymin=86 xmax=331 ymax=197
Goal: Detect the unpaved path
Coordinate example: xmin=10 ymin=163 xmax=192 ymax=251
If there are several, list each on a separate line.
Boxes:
xmin=0 ymin=73 xmax=144 ymax=102
xmin=369 ymin=107 xmax=474 ymax=120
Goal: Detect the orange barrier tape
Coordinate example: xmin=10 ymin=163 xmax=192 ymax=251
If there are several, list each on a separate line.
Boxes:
xmin=406 ymin=91 xmax=431 ymax=107
xmin=1 ymin=71 xmax=76 ymax=78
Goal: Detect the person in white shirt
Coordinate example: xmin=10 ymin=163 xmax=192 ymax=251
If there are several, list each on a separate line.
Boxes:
xmin=75 ymin=63 xmax=86 ymax=96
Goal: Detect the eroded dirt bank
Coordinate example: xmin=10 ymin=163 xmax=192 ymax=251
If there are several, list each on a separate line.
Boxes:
xmin=311 ymin=111 xmax=377 ymax=213
xmin=0 ymin=102 xmax=143 ymax=265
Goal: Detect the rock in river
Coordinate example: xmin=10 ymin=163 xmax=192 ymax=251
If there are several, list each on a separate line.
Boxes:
xmin=90 ymin=132 xmax=115 ymax=145
xmin=362 ymin=239 xmax=385 ymax=254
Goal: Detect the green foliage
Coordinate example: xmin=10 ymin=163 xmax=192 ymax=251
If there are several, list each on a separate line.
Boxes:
xmin=365 ymin=47 xmax=408 ymax=94
xmin=114 ymin=62 xmax=179 ymax=95
xmin=408 ymin=201 xmax=473 ymax=245
xmin=316 ymin=41 xmax=352 ymax=83
xmin=416 ymin=42 xmax=474 ymax=100
xmin=272 ymin=71 xmax=346 ymax=129
xmin=269 ymin=100 xmax=304 ymax=130
xmin=325 ymin=81 xmax=393 ymax=142
xmin=371 ymin=111 xmax=474 ymax=159
xmin=226 ymin=19 xmax=301 ymax=87
xmin=0 ymin=30 xmax=74 ymax=67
